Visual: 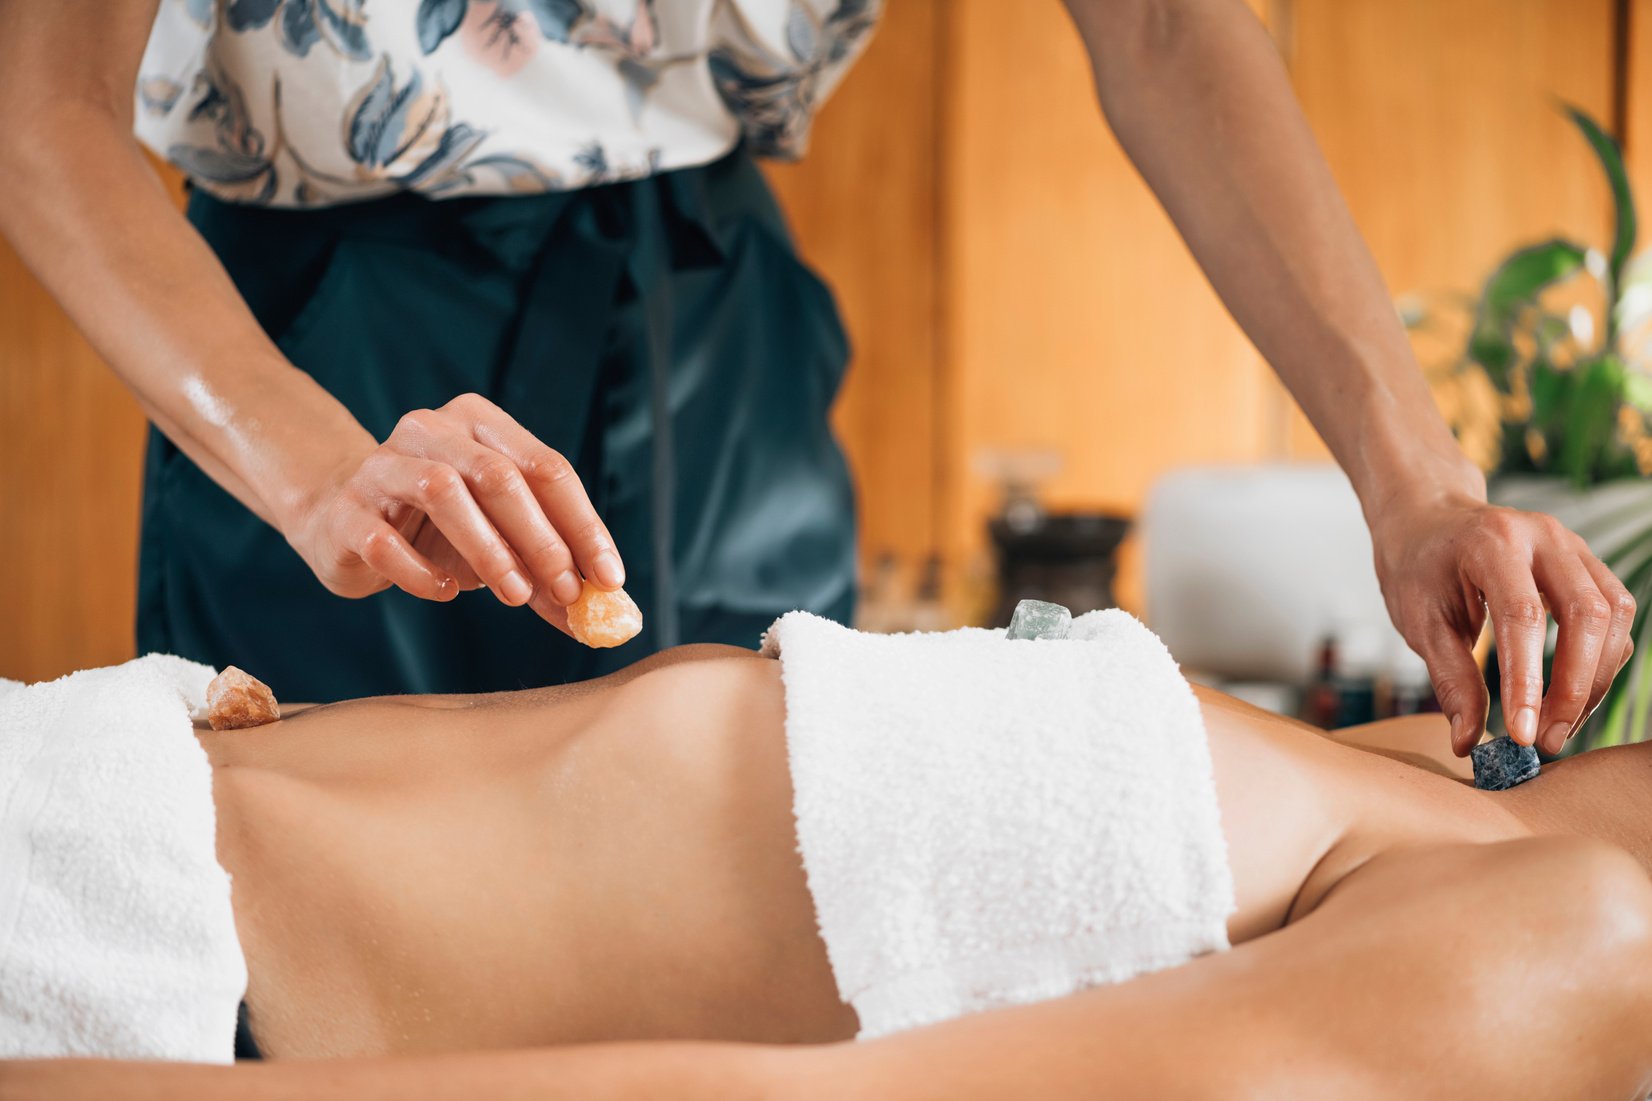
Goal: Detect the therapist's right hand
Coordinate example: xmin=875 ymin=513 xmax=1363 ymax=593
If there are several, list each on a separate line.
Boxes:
xmin=285 ymin=393 xmax=625 ymax=626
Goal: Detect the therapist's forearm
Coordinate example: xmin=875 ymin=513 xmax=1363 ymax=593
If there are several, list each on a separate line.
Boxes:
xmin=1 ymin=0 xmax=631 ymax=618
xmin=1062 ymin=0 xmax=1485 ymax=522
xmin=0 ymin=0 xmax=372 ymax=532
xmin=0 ymin=107 xmax=371 ymax=532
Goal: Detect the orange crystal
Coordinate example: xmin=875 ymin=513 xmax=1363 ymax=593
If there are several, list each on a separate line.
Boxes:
xmin=566 ymin=583 xmax=643 ymax=648
xmin=205 ymin=665 xmax=281 ymax=730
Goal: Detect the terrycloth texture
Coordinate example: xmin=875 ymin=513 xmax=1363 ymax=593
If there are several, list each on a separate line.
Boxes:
xmin=0 ymin=655 xmax=245 ymax=1061
xmin=760 ymin=609 xmax=1235 ymax=1038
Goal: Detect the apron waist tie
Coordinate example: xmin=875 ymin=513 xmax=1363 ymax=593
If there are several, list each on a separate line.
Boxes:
xmin=479 ymin=166 xmax=728 ymax=652
xmin=626 ymin=182 xmax=681 ymax=650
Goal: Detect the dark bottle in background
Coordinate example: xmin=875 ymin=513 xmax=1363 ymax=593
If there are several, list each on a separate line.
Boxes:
xmin=1302 ymin=635 xmax=1341 ymax=728
xmin=1331 ymin=628 xmax=1383 ymax=728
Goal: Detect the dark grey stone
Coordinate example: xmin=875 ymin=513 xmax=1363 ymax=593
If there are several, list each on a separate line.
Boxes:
xmin=1470 ymin=736 xmax=1541 ymax=791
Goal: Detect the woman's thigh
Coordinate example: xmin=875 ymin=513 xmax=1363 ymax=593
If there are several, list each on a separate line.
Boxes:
xmin=816 ymin=836 xmax=1652 ymax=1100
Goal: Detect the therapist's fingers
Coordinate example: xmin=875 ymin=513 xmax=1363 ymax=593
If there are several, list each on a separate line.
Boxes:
xmin=1466 ymin=558 xmax=1549 ymax=748
xmin=363 ymin=452 xmax=531 ymax=607
xmin=1562 ymin=554 xmax=1638 ymax=745
xmin=1416 ymin=628 xmax=1491 ymax=757
xmin=527 ymin=586 xmax=573 ymax=638
xmin=354 ymin=517 xmax=460 ymax=603
xmin=393 ymin=421 xmax=584 ymax=607
xmin=455 ymin=397 xmax=625 ymax=591
xmin=1530 ymin=551 xmax=1615 ymax=755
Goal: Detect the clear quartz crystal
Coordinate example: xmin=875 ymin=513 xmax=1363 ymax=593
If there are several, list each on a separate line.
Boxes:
xmin=1006 ymin=599 xmax=1073 ymax=641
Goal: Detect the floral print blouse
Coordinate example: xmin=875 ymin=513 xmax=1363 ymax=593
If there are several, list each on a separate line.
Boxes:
xmin=134 ymin=0 xmax=880 ymax=207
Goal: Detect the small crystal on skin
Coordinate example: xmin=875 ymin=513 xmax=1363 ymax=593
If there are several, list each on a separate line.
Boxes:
xmin=206 ymin=666 xmax=281 ymax=730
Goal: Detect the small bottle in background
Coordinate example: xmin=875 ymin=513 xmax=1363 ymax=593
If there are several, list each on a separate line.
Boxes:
xmin=855 ymin=552 xmax=904 ymax=634
xmin=1302 ymin=634 xmax=1341 ymax=728
xmin=911 ymin=554 xmax=951 ymax=632
xmin=1332 ymin=627 xmax=1384 ymax=728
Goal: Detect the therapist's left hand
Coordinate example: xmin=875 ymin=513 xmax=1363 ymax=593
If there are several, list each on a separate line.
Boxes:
xmin=1371 ymin=492 xmax=1636 ymax=758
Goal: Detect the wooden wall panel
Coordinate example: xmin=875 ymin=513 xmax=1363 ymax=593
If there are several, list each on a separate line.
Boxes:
xmin=0 ymin=163 xmax=176 ymax=682
xmin=0 ymin=240 xmax=148 ymax=682
xmin=1284 ymin=0 xmax=1617 ymax=458
xmin=764 ymin=0 xmax=942 ymax=572
xmin=1625 ymin=0 xmax=1652 ymax=223
xmin=940 ymin=0 xmax=1275 ymax=606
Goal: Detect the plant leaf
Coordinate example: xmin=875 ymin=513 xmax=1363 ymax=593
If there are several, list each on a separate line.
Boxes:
xmin=1626 ymin=369 xmax=1652 ymax=413
xmin=1529 ymin=358 xmax=1570 ymax=436
xmin=1468 ymin=329 xmax=1518 ymax=389
xmin=1558 ymin=355 xmax=1625 ymax=486
xmin=1593 ymin=667 xmax=1633 ymax=749
xmin=1575 ymin=566 xmax=1652 ymax=750
xmin=1633 ymin=616 xmax=1652 ymax=743
xmin=1535 ymin=482 xmax=1652 ymax=751
xmin=1480 ymin=238 xmax=1589 ymax=325
xmin=1564 ymin=104 xmax=1638 ymax=296
xmin=1470 ymin=239 xmax=1588 ymax=390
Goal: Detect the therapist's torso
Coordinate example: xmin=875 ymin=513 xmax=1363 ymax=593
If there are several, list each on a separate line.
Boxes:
xmin=134 ymin=0 xmax=881 ymax=207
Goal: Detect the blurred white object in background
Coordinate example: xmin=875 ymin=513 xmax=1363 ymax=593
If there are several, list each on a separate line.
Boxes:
xmin=1142 ymin=464 xmax=1409 ymax=685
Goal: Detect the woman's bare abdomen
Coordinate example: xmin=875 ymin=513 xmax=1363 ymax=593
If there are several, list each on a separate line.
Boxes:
xmin=206 ymin=647 xmax=852 ymax=1058
xmin=201 ymin=646 xmax=1534 ymax=1060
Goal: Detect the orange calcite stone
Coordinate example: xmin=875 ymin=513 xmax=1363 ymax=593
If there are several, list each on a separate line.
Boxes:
xmin=566 ymin=583 xmax=643 ymax=648
xmin=206 ymin=666 xmax=281 ymax=730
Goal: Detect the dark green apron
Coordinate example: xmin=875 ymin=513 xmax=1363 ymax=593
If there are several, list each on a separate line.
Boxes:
xmin=137 ymin=147 xmax=856 ymax=701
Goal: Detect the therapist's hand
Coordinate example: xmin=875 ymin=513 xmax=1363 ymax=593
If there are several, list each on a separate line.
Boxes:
xmin=1371 ymin=492 xmax=1635 ymax=758
xmin=1057 ymin=0 xmax=1637 ymax=755
xmin=285 ymin=393 xmax=625 ymax=630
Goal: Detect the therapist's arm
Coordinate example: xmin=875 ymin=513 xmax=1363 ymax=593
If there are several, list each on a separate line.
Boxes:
xmin=1061 ymin=0 xmax=1635 ymax=756
xmin=0 ymin=1 xmax=623 ymax=630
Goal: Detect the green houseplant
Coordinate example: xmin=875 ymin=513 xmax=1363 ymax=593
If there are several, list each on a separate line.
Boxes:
xmin=1421 ymin=105 xmax=1652 ymax=752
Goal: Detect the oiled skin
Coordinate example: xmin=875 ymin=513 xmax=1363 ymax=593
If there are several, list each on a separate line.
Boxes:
xmin=203 ymin=644 xmax=1618 ymax=1060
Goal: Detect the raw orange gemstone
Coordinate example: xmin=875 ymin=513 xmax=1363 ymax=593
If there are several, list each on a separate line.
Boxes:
xmin=566 ymin=583 xmax=644 ymax=648
xmin=205 ymin=665 xmax=281 ymax=730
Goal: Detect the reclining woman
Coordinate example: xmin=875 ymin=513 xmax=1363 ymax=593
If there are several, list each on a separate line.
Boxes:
xmin=7 ymin=616 xmax=1652 ymax=1101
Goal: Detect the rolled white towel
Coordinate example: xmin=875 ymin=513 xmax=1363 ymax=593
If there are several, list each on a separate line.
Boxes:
xmin=761 ymin=609 xmax=1235 ymax=1038
xmin=0 ymin=654 xmax=245 ymax=1061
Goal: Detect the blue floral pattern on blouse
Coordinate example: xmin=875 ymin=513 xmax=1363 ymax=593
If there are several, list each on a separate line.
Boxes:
xmin=134 ymin=0 xmax=881 ymax=206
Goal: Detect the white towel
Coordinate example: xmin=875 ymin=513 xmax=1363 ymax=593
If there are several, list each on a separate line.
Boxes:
xmin=761 ymin=609 xmax=1235 ymax=1038
xmin=0 ymin=655 xmax=246 ymax=1061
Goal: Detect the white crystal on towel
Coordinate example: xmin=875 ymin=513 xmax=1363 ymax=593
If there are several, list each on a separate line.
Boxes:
xmin=1006 ymin=599 xmax=1072 ymax=640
